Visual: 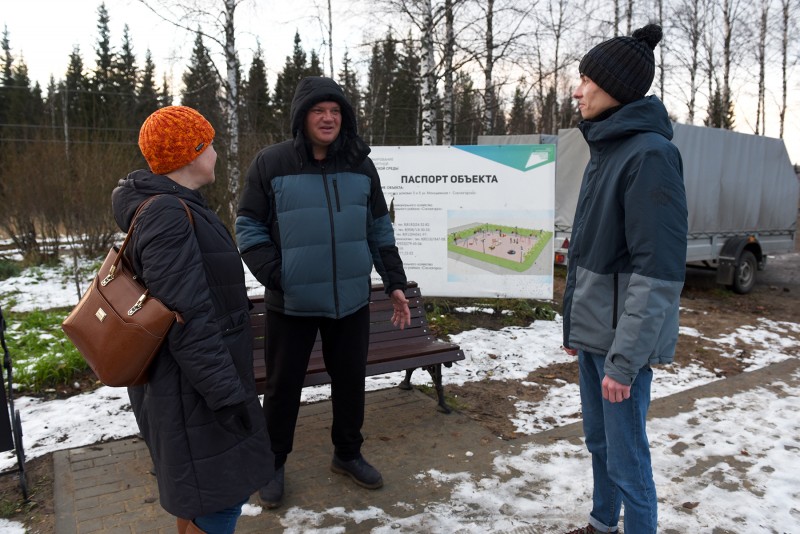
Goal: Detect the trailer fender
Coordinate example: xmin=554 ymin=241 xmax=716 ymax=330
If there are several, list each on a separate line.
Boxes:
xmin=716 ymin=236 xmax=763 ymax=292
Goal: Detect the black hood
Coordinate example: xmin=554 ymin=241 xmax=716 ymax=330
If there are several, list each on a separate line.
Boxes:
xmin=289 ymin=76 xmax=369 ymax=166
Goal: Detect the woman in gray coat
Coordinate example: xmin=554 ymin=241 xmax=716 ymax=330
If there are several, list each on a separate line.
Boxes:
xmin=111 ymin=106 xmax=272 ymax=533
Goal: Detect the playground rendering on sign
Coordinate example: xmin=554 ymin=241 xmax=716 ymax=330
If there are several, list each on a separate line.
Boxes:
xmin=448 ymin=223 xmax=553 ymax=273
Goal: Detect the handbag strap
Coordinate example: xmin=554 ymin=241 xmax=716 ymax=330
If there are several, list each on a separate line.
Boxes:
xmin=103 ymin=196 xmax=194 ymax=285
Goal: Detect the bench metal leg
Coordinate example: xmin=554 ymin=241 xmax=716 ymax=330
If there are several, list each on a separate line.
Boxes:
xmin=397 ymin=366 xmax=452 ymax=414
xmin=398 ymin=369 xmax=414 ymax=390
xmin=425 ymin=364 xmax=451 ymax=414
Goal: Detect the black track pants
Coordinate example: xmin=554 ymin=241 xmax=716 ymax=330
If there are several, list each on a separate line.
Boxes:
xmin=262 ymin=305 xmax=370 ymax=468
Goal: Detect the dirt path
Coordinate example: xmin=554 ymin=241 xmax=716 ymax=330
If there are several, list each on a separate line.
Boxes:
xmin=449 ymin=248 xmax=800 ymax=440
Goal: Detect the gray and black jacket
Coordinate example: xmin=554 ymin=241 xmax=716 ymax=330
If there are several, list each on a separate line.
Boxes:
xmin=562 ymin=96 xmax=688 ymax=385
xmin=236 ymin=76 xmax=406 ymax=318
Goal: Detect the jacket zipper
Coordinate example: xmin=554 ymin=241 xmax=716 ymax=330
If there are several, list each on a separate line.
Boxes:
xmin=321 ymin=164 xmax=340 ymax=315
xmin=612 ymin=272 xmax=619 ymax=329
xmin=332 ymin=178 xmax=341 ymax=212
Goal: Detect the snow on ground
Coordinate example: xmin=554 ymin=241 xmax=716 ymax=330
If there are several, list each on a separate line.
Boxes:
xmin=1 ymin=259 xmax=799 ymax=532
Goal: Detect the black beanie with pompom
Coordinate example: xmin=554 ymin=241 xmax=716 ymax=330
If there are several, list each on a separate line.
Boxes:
xmin=579 ymin=24 xmax=663 ymax=104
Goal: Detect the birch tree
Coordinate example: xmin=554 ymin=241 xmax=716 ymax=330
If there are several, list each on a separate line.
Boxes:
xmin=137 ymin=0 xmax=245 ymax=222
xmin=719 ymin=0 xmax=747 ymax=127
xmin=374 ymin=0 xmax=443 ymax=145
xmin=441 ymin=0 xmax=456 ymax=144
xmin=671 ymin=0 xmax=705 ymax=123
xmin=460 ymin=0 xmax=535 ymax=136
xmin=777 ymin=0 xmax=795 ymax=137
xmin=420 ymin=0 xmax=437 ymax=144
xmin=753 ymin=0 xmax=769 ymax=135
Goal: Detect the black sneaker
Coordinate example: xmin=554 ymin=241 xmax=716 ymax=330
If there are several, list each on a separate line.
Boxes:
xmin=258 ymin=465 xmax=285 ymax=509
xmin=330 ymin=454 xmax=383 ymax=489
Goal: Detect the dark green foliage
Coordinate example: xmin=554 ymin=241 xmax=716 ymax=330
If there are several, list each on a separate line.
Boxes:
xmin=387 ymin=34 xmax=420 ymax=145
xmin=705 ymin=85 xmax=735 ymax=129
xmin=453 ymin=72 xmax=482 ymax=144
xmin=0 ymin=259 xmax=22 ymax=280
xmin=338 ymin=51 xmax=362 ymax=132
xmin=272 ymin=32 xmax=320 ymax=139
xmin=507 ymin=82 xmax=534 ymax=135
xmin=137 ymin=50 xmax=160 ymax=125
xmin=242 ymin=44 xmax=273 ymax=141
xmin=181 ymin=31 xmax=223 ymax=130
xmin=363 ymin=34 xmax=397 ymax=145
xmin=362 ymin=32 xmax=421 ymax=146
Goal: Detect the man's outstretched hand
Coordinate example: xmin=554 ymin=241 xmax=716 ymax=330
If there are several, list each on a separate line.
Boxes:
xmin=390 ymin=289 xmax=411 ymax=330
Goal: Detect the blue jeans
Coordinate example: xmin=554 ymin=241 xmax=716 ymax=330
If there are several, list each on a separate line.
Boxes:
xmin=193 ymin=497 xmax=248 ymax=534
xmin=578 ymin=350 xmax=656 ymax=534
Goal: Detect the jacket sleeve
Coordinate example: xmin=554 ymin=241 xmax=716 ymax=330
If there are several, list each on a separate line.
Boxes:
xmin=604 ymin=145 xmax=688 ymax=384
xmin=236 ymin=152 xmax=282 ymax=290
xmin=134 ymin=197 xmax=246 ymax=410
xmin=364 ymin=158 xmax=407 ymax=294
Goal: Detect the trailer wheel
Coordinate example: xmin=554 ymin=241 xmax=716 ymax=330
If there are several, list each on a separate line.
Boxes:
xmin=728 ymin=250 xmax=757 ymax=294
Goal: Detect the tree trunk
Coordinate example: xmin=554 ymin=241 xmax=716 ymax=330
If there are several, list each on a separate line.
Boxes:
xmin=224 ymin=0 xmax=240 ymax=221
xmin=420 ymin=0 xmax=437 ymax=145
xmin=779 ymin=0 xmax=789 ymax=138
xmin=328 ymin=0 xmax=334 ymax=78
xmin=657 ymin=0 xmax=665 ymax=100
xmin=754 ymin=0 xmax=768 ymax=135
xmin=442 ymin=0 xmax=455 ymax=145
xmin=482 ymin=0 xmax=495 ymax=135
xmin=721 ymin=0 xmax=737 ymax=127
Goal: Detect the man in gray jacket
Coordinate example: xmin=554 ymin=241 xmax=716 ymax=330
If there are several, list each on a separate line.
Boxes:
xmin=236 ymin=76 xmax=411 ymax=509
xmin=562 ymin=24 xmax=688 ymax=534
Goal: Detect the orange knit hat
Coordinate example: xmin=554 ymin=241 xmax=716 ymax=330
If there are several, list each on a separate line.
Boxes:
xmin=138 ymin=106 xmax=215 ymax=175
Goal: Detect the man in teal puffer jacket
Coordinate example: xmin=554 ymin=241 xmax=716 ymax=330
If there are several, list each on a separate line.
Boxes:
xmin=562 ymin=24 xmax=688 ymax=534
xmin=236 ymin=76 xmax=411 ymax=509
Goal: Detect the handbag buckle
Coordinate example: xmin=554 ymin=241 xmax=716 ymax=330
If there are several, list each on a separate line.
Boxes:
xmin=128 ymin=294 xmax=146 ymax=316
xmin=101 ymin=265 xmax=117 ymax=286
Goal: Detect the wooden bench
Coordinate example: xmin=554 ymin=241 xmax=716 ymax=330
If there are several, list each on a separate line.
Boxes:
xmin=249 ymin=282 xmax=465 ymax=413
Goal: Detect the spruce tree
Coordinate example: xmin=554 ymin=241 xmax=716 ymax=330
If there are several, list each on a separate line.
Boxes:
xmin=0 ymin=26 xmax=12 ymax=127
xmin=112 ymin=25 xmax=138 ymax=130
xmin=181 ymin=31 xmax=226 ymax=212
xmin=338 ymin=51 xmax=362 ymax=133
xmin=273 ymin=32 xmax=313 ymax=138
xmin=507 ymin=83 xmax=534 ymax=135
xmin=242 ymin=44 xmax=273 ymax=141
xmin=387 ymin=35 xmax=420 ymax=145
xmin=705 ymin=86 xmax=735 ymax=129
xmin=91 ymin=2 xmax=114 ymax=128
xmin=308 ymin=50 xmax=323 ymax=77
xmin=137 ymin=50 xmax=160 ymax=124
xmin=159 ymin=74 xmax=171 ymax=108
xmin=453 ymin=72 xmax=481 ymax=145
xmin=181 ymin=31 xmax=223 ymax=131
xmin=64 ymin=47 xmax=91 ymax=135
xmin=363 ymin=33 xmax=398 ymax=146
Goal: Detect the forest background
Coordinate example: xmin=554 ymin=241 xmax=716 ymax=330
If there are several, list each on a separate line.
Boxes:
xmin=1 ymin=0 xmax=798 ymax=270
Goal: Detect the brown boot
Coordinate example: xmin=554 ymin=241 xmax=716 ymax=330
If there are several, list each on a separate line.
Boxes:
xmin=176 ymin=518 xmax=190 ymax=534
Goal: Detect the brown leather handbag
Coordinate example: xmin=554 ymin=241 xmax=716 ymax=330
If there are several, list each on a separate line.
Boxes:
xmin=62 ymin=196 xmax=193 ymax=387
